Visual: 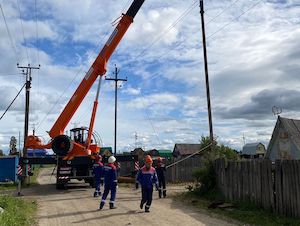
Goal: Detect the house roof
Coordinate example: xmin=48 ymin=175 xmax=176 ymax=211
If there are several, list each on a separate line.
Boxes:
xmin=132 ymin=148 xmax=144 ymax=153
xmin=266 ymin=116 xmax=300 ymax=158
xmin=157 ymin=149 xmax=172 ymax=157
xmin=173 ymin=144 xmax=201 ymax=156
xmin=242 ymin=143 xmax=265 ymax=155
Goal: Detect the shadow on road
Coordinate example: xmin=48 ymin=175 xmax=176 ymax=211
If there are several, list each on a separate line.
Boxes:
xmin=72 ymin=210 xmax=145 ymax=224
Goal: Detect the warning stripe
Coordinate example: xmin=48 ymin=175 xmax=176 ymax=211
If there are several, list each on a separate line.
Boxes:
xmin=134 ymin=161 xmax=140 ymax=171
xmin=17 ymin=165 xmax=22 ymax=175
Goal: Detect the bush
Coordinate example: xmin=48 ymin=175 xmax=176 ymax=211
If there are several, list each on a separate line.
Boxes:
xmin=192 ymin=162 xmax=215 ymax=195
xmin=191 ymin=136 xmax=239 ymax=197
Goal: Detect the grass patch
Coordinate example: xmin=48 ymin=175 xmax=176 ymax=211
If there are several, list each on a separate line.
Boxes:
xmin=0 ymin=196 xmax=37 ymax=226
xmin=177 ymin=191 xmax=300 ymax=226
xmin=28 ymin=166 xmax=41 ymax=186
xmin=0 ymin=183 xmax=17 ymax=191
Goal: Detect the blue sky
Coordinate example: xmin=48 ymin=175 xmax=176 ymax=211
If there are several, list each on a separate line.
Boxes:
xmin=0 ymin=0 xmax=299 ymax=154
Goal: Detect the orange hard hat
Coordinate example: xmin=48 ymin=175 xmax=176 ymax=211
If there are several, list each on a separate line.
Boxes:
xmin=157 ymin=157 xmax=162 ymax=162
xmin=145 ymin=155 xmax=153 ymax=164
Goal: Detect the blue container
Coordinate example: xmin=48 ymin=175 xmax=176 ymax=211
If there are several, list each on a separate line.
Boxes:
xmin=27 ymin=149 xmax=47 ymax=157
xmin=0 ymin=156 xmax=19 ymax=182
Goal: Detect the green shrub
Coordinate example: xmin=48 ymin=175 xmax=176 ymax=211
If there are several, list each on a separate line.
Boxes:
xmin=192 ymin=162 xmax=216 ymax=195
xmin=191 ymin=136 xmax=239 ymax=197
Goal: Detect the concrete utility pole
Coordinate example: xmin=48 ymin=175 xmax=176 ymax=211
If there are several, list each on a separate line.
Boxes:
xmin=105 ymin=65 xmax=127 ymax=155
xmin=17 ymin=63 xmax=40 ymax=182
xmin=200 ymin=0 xmax=214 ymax=147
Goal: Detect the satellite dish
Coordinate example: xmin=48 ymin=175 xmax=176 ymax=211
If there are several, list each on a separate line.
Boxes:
xmin=272 ymin=106 xmax=282 ymax=115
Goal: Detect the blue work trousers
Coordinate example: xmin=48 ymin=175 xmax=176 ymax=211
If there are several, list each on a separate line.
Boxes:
xmin=101 ymin=185 xmax=117 ymax=204
xmin=141 ymin=186 xmax=153 ymax=208
xmin=95 ymin=179 xmax=101 ymax=192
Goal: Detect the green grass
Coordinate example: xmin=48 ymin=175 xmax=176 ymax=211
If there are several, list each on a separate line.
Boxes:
xmin=0 ymin=183 xmax=17 ymax=191
xmin=177 ymin=192 xmax=300 ymax=226
xmin=27 ymin=166 xmax=41 ymax=186
xmin=0 ymin=196 xmax=37 ymax=226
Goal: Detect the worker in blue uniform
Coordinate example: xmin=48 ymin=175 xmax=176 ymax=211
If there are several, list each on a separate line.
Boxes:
xmin=99 ymin=156 xmax=118 ymax=210
xmin=155 ymin=157 xmax=167 ymax=198
xmin=92 ymin=155 xmax=104 ymax=197
xmin=137 ymin=155 xmax=158 ymax=213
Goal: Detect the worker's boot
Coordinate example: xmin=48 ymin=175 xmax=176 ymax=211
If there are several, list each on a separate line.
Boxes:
xmin=98 ymin=191 xmax=102 ymax=196
xmin=140 ymin=200 xmax=145 ymax=209
xmin=163 ymin=190 xmax=166 ymax=198
xmin=158 ymin=189 xmax=162 ymax=198
xmin=99 ymin=201 xmax=105 ymax=210
xmin=109 ymin=203 xmax=117 ymax=209
xmin=94 ymin=191 xmax=98 ymax=197
xmin=145 ymin=205 xmax=150 ymax=213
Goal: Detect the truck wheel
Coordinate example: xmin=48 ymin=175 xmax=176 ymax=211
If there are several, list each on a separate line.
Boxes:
xmin=52 ymin=135 xmax=71 ymax=156
xmin=56 ymin=182 xmax=67 ymax=190
xmin=89 ymin=180 xmax=95 ymax=188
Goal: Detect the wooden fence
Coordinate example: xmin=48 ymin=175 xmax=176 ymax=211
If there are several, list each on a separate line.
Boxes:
xmin=118 ymin=156 xmax=203 ymax=183
xmin=165 ymin=156 xmax=203 ymax=182
xmin=214 ymin=159 xmax=300 ymax=218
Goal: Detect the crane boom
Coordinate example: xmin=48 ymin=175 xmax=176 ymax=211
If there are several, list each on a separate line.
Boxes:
xmin=25 ymin=0 xmax=145 ymax=159
xmin=49 ymin=0 xmax=145 ymax=138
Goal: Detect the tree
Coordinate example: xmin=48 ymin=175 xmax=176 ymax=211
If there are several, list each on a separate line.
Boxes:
xmin=9 ymin=136 xmax=17 ymax=155
xmin=0 ymin=149 xmax=4 ymax=156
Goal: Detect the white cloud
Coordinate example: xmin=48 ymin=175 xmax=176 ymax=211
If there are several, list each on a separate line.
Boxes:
xmin=0 ymin=0 xmax=299 ymax=153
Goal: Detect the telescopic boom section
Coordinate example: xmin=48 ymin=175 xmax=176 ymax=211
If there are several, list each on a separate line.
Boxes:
xmin=49 ymin=0 xmax=145 ymax=138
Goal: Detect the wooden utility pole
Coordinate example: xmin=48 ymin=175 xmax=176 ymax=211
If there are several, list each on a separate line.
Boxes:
xmin=105 ymin=65 xmax=127 ymax=155
xmin=17 ymin=63 xmax=40 ymax=158
xmin=200 ymin=0 xmax=214 ymax=146
xmin=17 ymin=63 xmax=40 ymax=182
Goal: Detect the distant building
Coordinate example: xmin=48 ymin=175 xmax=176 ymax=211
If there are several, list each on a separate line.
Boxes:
xmin=131 ymin=148 xmax=144 ymax=162
xmin=265 ymin=116 xmax=300 ymax=161
xmin=100 ymin=147 xmax=113 ymax=157
xmin=241 ymin=143 xmax=266 ymax=159
xmin=145 ymin=149 xmax=159 ymax=157
xmin=157 ymin=149 xmax=173 ymax=159
xmin=172 ymin=144 xmax=201 ymax=158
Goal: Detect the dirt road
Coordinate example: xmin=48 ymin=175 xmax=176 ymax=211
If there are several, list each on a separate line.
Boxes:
xmin=22 ymin=168 xmax=237 ymax=226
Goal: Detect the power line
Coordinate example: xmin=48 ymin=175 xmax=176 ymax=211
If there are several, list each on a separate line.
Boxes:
xmin=121 ymin=0 xmax=263 ymax=144
xmin=206 ymin=0 xmax=241 ymax=25
xmin=35 ymin=67 xmax=84 ymax=131
xmin=206 ymin=0 xmax=263 ymax=40
xmin=0 ymin=83 xmax=26 ymax=121
xmin=121 ymin=0 xmax=131 ymax=13
xmin=34 ymin=0 xmax=39 ymax=65
xmin=130 ymin=0 xmax=264 ymax=87
xmin=16 ymin=0 xmax=30 ymax=63
xmin=133 ymin=0 xmax=198 ymax=60
xmin=0 ymin=4 xmax=18 ymax=61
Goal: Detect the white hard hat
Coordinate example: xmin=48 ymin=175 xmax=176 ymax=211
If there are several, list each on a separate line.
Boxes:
xmin=108 ymin=156 xmax=116 ymax=163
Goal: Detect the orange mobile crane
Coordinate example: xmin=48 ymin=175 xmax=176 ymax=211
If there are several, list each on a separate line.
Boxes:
xmin=22 ymin=0 xmax=145 ymax=189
